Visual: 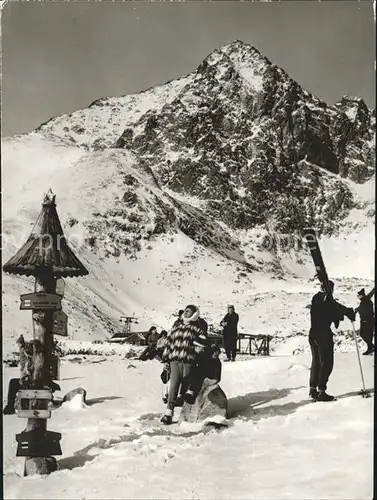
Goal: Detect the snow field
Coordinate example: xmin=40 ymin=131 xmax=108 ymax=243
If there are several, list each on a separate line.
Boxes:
xmin=3 ymin=352 xmax=374 ymax=499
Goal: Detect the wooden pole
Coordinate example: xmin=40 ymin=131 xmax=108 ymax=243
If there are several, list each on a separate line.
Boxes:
xmin=24 ymin=271 xmax=57 ymax=476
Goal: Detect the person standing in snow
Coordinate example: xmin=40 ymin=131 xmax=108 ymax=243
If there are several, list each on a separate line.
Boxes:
xmin=356 ymin=288 xmax=374 ymax=355
xmin=160 ymin=304 xmax=208 ymax=425
xmin=220 ymin=305 xmax=239 ymax=361
xmin=309 ymin=281 xmax=355 ymax=402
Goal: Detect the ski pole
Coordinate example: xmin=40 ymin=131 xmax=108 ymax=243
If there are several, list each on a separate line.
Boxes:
xmin=350 ymin=321 xmax=369 ymax=398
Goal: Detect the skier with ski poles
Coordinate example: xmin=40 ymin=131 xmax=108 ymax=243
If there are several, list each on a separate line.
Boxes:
xmin=356 ymin=288 xmax=374 ymax=355
xmin=309 ymin=280 xmax=355 ymax=402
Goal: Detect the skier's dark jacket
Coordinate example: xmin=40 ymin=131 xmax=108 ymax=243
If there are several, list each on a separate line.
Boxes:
xmin=310 ymin=291 xmax=354 ymax=339
xmin=221 ymin=312 xmax=239 ymax=335
xmin=358 ymin=296 xmax=374 ymax=324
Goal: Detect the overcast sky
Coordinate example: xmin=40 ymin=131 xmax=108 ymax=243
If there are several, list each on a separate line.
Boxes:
xmin=1 ymin=1 xmax=375 ymax=137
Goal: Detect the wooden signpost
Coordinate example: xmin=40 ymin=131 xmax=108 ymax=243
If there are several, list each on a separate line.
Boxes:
xmin=3 ymin=190 xmax=88 ymax=476
xmin=17 ymin=389 xmax=53 ymax=419
xmin=20 ymin=292 xmax=62 ymax=311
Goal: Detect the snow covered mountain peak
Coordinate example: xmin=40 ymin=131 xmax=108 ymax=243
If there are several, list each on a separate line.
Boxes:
xmin=16 ymin=41 xmax=374 ymax=246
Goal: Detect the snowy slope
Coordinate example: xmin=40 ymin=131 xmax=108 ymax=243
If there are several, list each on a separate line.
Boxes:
xmin=3 ymin=353 xmax=374 ymax=499
xmin=2 ymin=135 xmax=374 ymax=353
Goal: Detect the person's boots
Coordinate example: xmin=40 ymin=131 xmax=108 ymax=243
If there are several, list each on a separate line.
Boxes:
xmin=309 ymin=388 xmax=319 ymax=400
xmin=363 ymin=345 xmax=374 ymax=355
xmin=317 ymin=391 xmax=335 ymax=402
xmin=160 ymin=409 xmax=173 ymax=425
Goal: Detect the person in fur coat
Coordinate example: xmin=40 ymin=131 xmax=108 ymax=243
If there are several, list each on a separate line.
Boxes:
xmin=160 ymin=304 xmax=208 ymax=425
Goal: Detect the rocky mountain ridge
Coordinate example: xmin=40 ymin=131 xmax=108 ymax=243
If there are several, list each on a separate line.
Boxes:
xmin=35 ymin=41 xmax=374 ymax=245
xmin=2 ymin=42 xmax=374 ymax=343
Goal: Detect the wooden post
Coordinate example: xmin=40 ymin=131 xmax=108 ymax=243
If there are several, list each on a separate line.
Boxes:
xmin=24 ymin=271 xmax=57 ymax=476
xmin=3 ymin=190 xmax=89 ymax=476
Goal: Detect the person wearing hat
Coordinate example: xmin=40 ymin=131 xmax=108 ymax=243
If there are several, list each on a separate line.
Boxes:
xmin=160 ymin=304 xmax=208 ymax=425
xmin=357 ymin=288 xmax=374 ymax=355
xmin=309 ymin=281 xmax=355 ymax=402
xmin=220 ymin=305 xmax=239 ymax=361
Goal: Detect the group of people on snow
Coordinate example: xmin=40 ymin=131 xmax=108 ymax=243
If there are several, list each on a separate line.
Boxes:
xmin=308 ymin=284 xmax=373 ymax=402
xmin=3 ymin=287 xmax=374 ymax=418
xmin=139 ymin=305 xmax=238 ymax=424
xmin=140 ymin=286 xmax=374 ymax=423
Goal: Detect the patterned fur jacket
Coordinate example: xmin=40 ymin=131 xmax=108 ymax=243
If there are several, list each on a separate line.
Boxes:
xmin=162 ymin=307 xmax=208 ymax=364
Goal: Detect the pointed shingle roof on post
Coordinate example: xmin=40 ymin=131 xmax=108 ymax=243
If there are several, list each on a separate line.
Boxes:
xmin=3 ymin=190 xmax=89 ymax=278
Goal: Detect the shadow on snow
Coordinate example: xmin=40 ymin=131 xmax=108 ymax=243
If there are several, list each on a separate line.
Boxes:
xmin=86 ymin=396 xmax=124 ymax=406
xmin=59 ymin=386 xmax=374 ymax=471
xmin=227 ymin=386 xmax=308 ymax=420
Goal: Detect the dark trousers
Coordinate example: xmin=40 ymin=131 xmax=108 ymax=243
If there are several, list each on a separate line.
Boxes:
xmin=360 ymin=322 xmax=374 ymax=348
xmin=309 ymin=336 xmax=334 ymax=392
xmin=139 ymin=345 xmax=157 ymax=361
xmin=187 ymin=363 xmax=207 ymax=395
xmin=5 ymin=379 xmax=21 ymax=411
xmin=224 ymin=332 xmax=237 ymax=360
xmin=187 ymin=357 xmax=222 ymax=396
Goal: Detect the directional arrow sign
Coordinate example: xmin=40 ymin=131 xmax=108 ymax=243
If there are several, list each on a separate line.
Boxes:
xmin=20 ymin=292 xmax=62 ymax=311
xmin=52 ymin=310 xmax=68 ymax=336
